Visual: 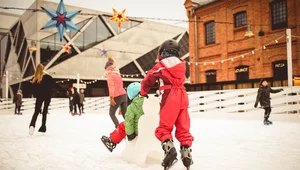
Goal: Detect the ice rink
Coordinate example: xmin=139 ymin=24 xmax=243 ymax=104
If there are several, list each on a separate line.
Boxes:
xmin=0 ymin=110 xmax=300 ymax=170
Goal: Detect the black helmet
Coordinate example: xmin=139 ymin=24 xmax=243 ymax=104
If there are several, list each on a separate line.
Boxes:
xmin=157 ymin=39 xmax=180 ymax=60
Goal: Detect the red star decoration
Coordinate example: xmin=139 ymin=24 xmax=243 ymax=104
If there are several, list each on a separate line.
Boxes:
xmin=109 ymin=8 xmax=129 ymax=28
xmin=63 ymin=44 xmax=71 ymax=54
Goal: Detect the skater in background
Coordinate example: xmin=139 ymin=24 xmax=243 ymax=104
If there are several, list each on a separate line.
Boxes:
xmin=101 ymin=82 xmax=146 ymax=152
xmin=79 ymin=89 xmax=85 ymax=114
xmin=29 ymin=64 xmax=54 ymax=135
xmin=70 ymin=87 xmax=81 ymax=115
xmin=105 ymin=56 xmax=128 ymax=128
xmin=13 ymin=90 xmax=23 ymax=115
xmin=66 ymin=87 xmax=73 ymax=114
xmin=254 ymin=78 xmax=284 ymax=125
xmin=140 ymin=39 xmax=194 ymax=169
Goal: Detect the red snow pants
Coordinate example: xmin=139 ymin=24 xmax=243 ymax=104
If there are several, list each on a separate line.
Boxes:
xmin=110 ymin=122 xmax=126 ymax=144
xmin=155 ymin=88 xmax=194 ymax=147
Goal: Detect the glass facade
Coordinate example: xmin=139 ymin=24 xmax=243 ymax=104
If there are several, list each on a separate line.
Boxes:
xmin=40 ymin=34 xmax=67 ymax=66
xmin=73 ymin=16 xmax=113 ymax=51
xmin=102 ymin=15 xmax=142 ymax=34
xmin=50 ymin=45 xmax=78 ymax=68
xmin=0 ymin=35 xmax=10 ymax=74
xmin=17 ymin=39 xmax=28 ymax=71
xmin=15 ymin=23 xmax=25 ymax=55
xmin=10 ymin=22 xmax=19 ymax=38
xmin=68 ymin=18 xmax=91 ymax=38
xmin=24 ymin=58 xmax=35 ymax=78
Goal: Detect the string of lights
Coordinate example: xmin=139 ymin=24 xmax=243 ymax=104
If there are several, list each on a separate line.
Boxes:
xmin=187 ymin=34 xmax=286 ymax=66
xmin=1 ymin=6 xmax=300 ymax=27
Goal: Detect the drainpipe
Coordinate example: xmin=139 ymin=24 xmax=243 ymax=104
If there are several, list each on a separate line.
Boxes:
xmin=193 ymin=7 xmax=199 ymax=84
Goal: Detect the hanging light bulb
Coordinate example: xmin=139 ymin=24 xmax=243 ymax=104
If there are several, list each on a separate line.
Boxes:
xmin=231 ymin=58 xmax=234 ymax=61
xmin=195 ymin=62 xmax=198 ymax=66
xmin=263 ymin=46 xmax=266 ymax=49
xmin=275 ymin=40 xmax=278 ymax=43
xmin=241 ymin=55 xmax=244 ymax=58
xmin=221 ymin=60 xmax=224 ymax=64
xmin=244 ymin=25 xmax=254 ymax=38
xmin=212 ymin=62 xmax=215 ymax=65
xmin=252 ymin=50 xmax=255 ymax=54
xmin=204 ymin=62 xmax=206 ymax=66
xmin=258 ymin=28 xmax=265 ymax=36
xmin=28 ymin=40 xmax=38 ymax=52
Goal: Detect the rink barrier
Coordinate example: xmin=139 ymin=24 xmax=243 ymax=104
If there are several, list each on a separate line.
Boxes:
xmin=188 ymin=86 xmax=300 ymax=114
xmin=1 ymin=86 xmax=300 ymax=114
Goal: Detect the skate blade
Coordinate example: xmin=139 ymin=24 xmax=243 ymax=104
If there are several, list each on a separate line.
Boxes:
xmin=101 ymin=137 xmax=113 ymax=152
xmin=163 ymin=158 xmax=178 ymax=170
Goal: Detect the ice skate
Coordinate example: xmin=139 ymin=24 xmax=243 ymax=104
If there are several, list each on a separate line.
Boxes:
xmin=101 ymin=136 xmax=116 ymax=152
xmin=38 ymin=126 xmax=46 ymax=133
xmin=264 ymin=120 xmax=272 ymax=125
xmin=29 ymin=126 xmax=34 ymax=136
xmin=266 ymin=120 xmax=273 ymax=125
xmin=180 ymin=146 xmax=193 ymax=169
xmin=161 ymin=140 xmax=178 ymax=170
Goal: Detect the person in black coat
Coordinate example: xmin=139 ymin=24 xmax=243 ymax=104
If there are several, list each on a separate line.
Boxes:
xmin=69 ymin=87 xmax=81 ymax=115
xmin=29 ymin=64 xmax=54 ymax=135
xmin=13 ymin=90 xmax=23 ymax=115
xmin=254 ymin=78 xmax=284 ymax=125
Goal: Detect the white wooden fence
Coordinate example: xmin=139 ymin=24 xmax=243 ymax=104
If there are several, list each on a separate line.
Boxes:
xmin=1 ymin=86 xmax=300 ymax=114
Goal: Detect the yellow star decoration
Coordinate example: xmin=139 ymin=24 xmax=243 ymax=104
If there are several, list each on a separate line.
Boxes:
xmin=62 ymin=44 xmax=71 ymax=54
xmin=109 ymin=8 xmax=130 ymax=28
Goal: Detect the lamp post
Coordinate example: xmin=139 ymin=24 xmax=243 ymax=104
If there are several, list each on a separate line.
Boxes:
xmin=286 ymin=29 xmax=293 ymax=87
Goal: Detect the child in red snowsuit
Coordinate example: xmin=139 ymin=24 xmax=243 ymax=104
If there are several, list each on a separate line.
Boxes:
xmin=140 ymin=39 xmax=194 ymax=169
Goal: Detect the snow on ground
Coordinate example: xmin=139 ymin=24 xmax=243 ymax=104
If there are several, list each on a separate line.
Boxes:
xmin=0 ymin=109 xmax=300 ymax=170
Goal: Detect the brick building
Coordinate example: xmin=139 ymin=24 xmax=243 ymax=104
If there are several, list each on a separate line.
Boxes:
xmin=184 ymin=0 xmax=300 ymax=90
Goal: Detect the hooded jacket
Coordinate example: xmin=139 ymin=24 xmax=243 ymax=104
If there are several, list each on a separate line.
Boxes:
xmin=255 ymin=85 xmax=282 ymax=107
xmin=140 ymin=57 xmax=188 ymax=108
xmin=105 ymin=65 xmax=126 ymax=98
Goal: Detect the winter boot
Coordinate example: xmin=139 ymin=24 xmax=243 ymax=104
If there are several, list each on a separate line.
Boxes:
xmin=38 ymin=126 xmax=46 ymax=133
xmin=266 ymin=120 xmax=273 ymax=125
xmin=29 ymin=126 xmax=35 ymax=136
xmin=180 ymin=146 xmax=193 ymax=168
xmin=161 ymin=140 xmax=178 ymax=169
xmin=101 ymin=136 xmax=116 ymax=152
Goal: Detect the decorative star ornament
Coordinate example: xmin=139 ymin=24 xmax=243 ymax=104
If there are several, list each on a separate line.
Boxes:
xmin=62 ymin=44 xmax=71 ymax=54
xmin=41 ymin=0 xmax=81 ymax=42
xmin=109 ymin=8 xmax=129 ymax=29
xmin=99 ymin=47 xmax=108 ymax=56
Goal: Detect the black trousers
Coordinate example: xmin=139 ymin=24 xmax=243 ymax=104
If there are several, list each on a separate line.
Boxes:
xmin=264 ymin=107 xmax=271 ymax=120
xmin=109 ymin=94 xmax=128 ymax=128
xmin=29 ymin=97 xmax=51 ymax=128
xmin=15 ymin=104 xmax=21 ymax=114
xmin=79 ymin=103 xmax=84 ymax=112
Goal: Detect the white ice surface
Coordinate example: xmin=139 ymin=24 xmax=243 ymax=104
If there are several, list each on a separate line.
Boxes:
xmin=0 ymin=109 xmax=300 ymax=170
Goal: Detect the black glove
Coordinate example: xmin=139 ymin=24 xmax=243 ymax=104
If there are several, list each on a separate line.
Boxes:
xmin=139 ymin=93 xmax=149 ymax=99
xmin=127 ymin=133 xmax=137 ymax=141
xmin=254 ymin=103 xmax=258 ymax=108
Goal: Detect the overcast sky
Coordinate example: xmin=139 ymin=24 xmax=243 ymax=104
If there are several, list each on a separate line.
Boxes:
xmin=0 ymin=0 xmax=203 ymax=28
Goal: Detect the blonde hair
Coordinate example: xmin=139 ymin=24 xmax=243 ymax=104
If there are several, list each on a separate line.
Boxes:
xmin=107 ymin=56 xmax=115 ymax=62
xmin=32 ymin=64 xmax=44 ymax=84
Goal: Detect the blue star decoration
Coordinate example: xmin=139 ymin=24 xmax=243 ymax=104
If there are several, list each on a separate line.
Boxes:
xmin=40 ymin=0 xmax=81 ymax=42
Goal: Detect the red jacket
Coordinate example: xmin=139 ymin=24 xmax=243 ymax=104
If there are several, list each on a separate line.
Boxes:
xmin=140 ymin=57 xmax=188 ymax=108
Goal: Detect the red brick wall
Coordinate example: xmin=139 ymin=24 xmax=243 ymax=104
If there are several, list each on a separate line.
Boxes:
xmin=185 ymin=0 xmax=300 ymax=84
